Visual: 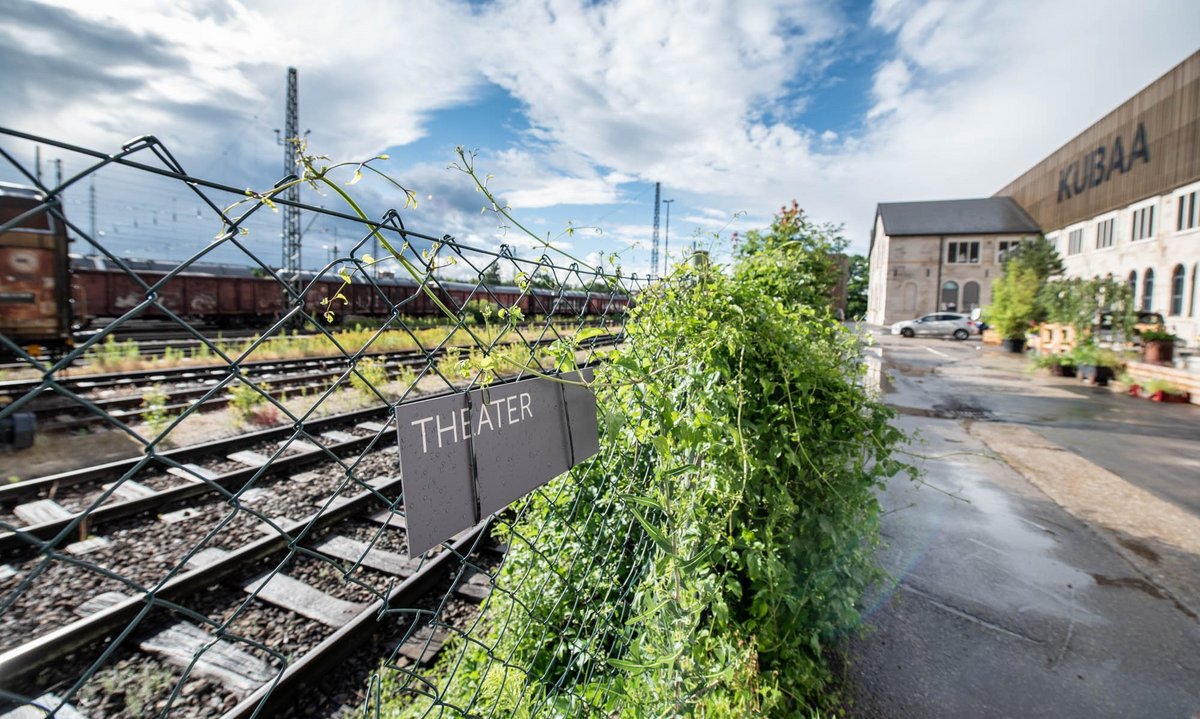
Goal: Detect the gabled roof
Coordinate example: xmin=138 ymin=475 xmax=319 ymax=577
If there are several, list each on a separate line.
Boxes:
xmin=876 ymin=197 xmax=1040 ymax=237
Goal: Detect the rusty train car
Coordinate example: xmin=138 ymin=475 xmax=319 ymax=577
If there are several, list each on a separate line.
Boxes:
xmin=2 ymin=183 xmax=629 ymax=358
xmin=68 ymin=257 xmax=628 ymax=329
xmin=0 ymin=183 xmax=73 ymax=357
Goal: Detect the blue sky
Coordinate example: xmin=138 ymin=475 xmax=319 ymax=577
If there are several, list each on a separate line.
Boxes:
xmin=1 ymin=0 xmax=1198 ymax=280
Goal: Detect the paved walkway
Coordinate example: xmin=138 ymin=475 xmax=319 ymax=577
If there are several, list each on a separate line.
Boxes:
xmin=843 ymin=334 xmax=1200 ymax=719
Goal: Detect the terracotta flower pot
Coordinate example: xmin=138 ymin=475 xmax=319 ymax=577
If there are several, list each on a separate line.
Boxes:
xmin=1142 ymin=340 xmax=1175 ymax=364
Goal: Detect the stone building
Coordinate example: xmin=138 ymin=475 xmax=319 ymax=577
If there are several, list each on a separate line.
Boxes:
xmin=865 ymin=198 xmax=1040 ymax=326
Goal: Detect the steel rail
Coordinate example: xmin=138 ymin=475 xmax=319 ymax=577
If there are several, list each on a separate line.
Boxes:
xmin=0 ymin=400 xmax=395 ymax=506
xmin=221 ymin=520 xmax=490 ymax=719
xmin=0 ymin=474 xmax=419 ymax=685
xmin=0 ymin=431 xmax=380 ymax=555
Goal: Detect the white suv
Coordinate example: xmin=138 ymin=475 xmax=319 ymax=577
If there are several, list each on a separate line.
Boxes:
xmin=890 ymin=313 xmax=973 ymax=340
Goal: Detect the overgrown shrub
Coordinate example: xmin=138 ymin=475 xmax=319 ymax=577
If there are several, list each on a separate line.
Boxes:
xmin=381 ymin=211 xmax=910 ymax=717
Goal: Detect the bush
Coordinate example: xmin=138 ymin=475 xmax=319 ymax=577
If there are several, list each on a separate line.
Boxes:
xmin=139 ymin=384 xmax=171 ymax=436
xmin=349 ymin=357 xmax=388 ymax=396
xmin=227 ymin=379 xmax=276 ymax=426
xmin=987 ymin=264 xmax=1040 ymax=339
xmin=385 ymin=212 xmax=912 ymax=717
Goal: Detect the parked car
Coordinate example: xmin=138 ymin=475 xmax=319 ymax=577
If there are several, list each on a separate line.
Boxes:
xmin=890 ymin=313 xmax=973 ymax=340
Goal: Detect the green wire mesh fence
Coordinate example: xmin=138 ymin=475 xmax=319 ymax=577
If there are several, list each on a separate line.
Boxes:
xmin=0 ymin=128 xmax=659 ymax=718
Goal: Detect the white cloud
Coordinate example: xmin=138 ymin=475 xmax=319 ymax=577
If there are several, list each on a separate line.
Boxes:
xmin=5 ymin=0 xmax=1199 ymax=265
xmin=1 ymin=0 xmax=483 ymax=173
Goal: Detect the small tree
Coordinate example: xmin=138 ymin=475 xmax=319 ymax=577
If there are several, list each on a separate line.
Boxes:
xmin=735 ymin=200 xmax=847 ymax=310
xmin=845 ymin=254 xmax=869 ymax=319
xmin=1039 ymin=275 xmax=1135 ymax=340
xmin=480 ymin=264 xmax=502 ymax=285
xmin=987 ymin=263 xmax=1040 ymax=339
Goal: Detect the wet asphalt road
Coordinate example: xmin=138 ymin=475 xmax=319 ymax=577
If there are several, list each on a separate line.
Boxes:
xmin=844 ymin=331 xmax=1200 ymax=719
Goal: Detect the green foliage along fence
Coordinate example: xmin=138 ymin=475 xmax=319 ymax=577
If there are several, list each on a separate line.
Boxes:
xmin=372 ymin=207 xmax=910 ymax=718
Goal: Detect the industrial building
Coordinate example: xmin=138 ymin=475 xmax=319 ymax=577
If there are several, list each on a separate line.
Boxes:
xmin=869 ymin=49 xmax=1200 ymax=345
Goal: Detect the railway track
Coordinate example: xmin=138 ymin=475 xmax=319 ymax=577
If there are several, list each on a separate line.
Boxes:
xmin=2 ymin=331 xmax=623 ymax=433
xmin=0 ymin=383 xmax=511 ymax=717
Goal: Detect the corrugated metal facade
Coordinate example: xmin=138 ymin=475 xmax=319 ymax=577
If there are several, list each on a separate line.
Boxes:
xmin=996 ymin=50 xmax=1200 ymax=230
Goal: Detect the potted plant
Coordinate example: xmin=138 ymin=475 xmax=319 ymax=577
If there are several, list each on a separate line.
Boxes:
xmin=1069 ymin=342 xmax=1122 ymax=386
xmin=1032 ymin=352 xmax=1076 ymax=377
xmin=1115 ymin=371 xmax=1142 ymax=396
xmin=1141 ymin=378 xmax=1191 ymax=403
xmin=987 ymin=264 xmax=1040 ymax=353
xmin=1140 ymin=330 xmax=1177 ymax=364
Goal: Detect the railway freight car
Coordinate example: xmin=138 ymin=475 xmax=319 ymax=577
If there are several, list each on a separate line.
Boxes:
xmin=0 ymin=183 xmax=73 ymax=357
xmin=70 ymin=255 xmax=630 ymax=329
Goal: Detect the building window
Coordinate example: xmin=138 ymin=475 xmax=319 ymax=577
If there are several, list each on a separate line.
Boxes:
xmin=947 ymin=241 xmax=979 ymax=264
xmin=1178 ymin=191 xmax=1198 ymax=231
xmin=941 ymin=281 xmax=959 ymax=311
xmin=1128 ymin=270 xmax=1138 ymax=307
xmin=1131 ymin=205 xmax=1155 ymax=241
xmin=1170 ymin=265 xmax=1185 ymax=316
xmin=1095 ymin=219 xmax=1115 ymax=249
xmin=1142 ymin=268 xmax=1154 ymax=311
xmin=997 ymin=239 xmax=1021 ymax=262
xmin=1067 ymin=228 xmax=1083 ymax=255
xmin=963 ymin=281 xmax=981 ymax=310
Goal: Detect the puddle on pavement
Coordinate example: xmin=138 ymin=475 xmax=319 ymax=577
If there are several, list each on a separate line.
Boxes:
xmin=891 ymin=404 xmax=993 ymax=420
xmin=874 ymin=423 xmax=1098 ymax=625
xmin=1089 ymin=573 xmax=1165 ymax=600
xmin=1116 ymin=536 xmax=1161 ymax=563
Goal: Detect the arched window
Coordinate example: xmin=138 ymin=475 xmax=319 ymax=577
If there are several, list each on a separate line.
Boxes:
xmin=1142 ymin=268 xmax=1154 ymax=312
xmin=941 ymin=280 xmax=959 ymax=311
xmin=963 ymin=281 xmax=981 ymax=310
xmin=1170 ymin=264 xmax=1185 ymax=316
xmin=1128 ymin=270 xmax=1138 ymax=306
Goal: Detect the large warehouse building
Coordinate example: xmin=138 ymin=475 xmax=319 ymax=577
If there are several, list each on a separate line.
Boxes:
xmin=868 ymin=49 xmax=1200 ymax=344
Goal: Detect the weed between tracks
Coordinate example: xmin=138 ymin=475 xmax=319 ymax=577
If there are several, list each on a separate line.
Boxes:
xmin=76 ymin=322 xmax=586 ymax=375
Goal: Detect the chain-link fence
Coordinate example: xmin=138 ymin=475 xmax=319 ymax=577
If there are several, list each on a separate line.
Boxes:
xmin=0 ymin=128 xmax=663 ymax=718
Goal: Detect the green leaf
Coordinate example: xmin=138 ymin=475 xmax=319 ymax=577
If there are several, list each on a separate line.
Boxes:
xmin=575 ymin=327 xmax=607 ymax=343
xmin=621 ymin=494 xmax=664 ymax=511
xmin=629 ymin=507 xmax=673 ymax=556
xmin=337 ymin=267 xmax=353 ymax=284
xmin=606 ymin=658 xmax=656 ymax=673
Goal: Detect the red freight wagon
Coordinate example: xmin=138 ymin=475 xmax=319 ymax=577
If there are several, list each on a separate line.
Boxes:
xmin=0 ymin=183 xmax=73 ymax=357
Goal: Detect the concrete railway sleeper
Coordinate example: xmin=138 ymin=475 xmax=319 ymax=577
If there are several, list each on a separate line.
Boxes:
xmin=0 ymin=420 xmax=393 ymax=557
xmin=0 ymin=468 xmax=501 ymax=717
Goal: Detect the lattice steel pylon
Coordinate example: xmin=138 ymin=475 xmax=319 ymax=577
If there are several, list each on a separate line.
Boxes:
xmin=281 ymin=67 xmax=302 ymax=316
xmin=650 ymin=182 xmax=661 ymax=277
